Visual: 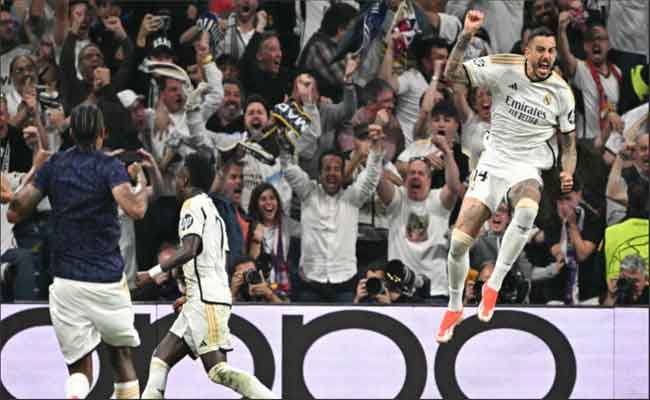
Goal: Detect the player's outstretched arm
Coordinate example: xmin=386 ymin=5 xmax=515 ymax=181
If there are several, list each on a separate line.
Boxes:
xmin=558 ymin=131 xmax=577 ymax=193
xmin=443 ymin=9 xmax=484 ymax=86
xmin=137 ymin=235 xmax=202 ymax=287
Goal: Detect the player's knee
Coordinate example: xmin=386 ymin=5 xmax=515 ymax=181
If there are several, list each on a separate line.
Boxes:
xmin=449 ymin=229 xmax=475 ymax=258
xmin=512 ymin=198 xmax=539 ymax=232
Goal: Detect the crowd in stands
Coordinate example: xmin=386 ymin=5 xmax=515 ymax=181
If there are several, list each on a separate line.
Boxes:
xmin=1 ymin=0 xmax=648 ymax=306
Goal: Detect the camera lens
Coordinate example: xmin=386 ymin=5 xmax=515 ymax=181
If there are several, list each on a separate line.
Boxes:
xmin=244 ymin=269 xmax=262 ymax=285
xmin=366 ymin=277 xmax=385 ymax=297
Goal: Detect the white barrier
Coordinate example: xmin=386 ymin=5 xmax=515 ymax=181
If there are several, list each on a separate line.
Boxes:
xmin=1 ymin=304 xmax=648 ymax=398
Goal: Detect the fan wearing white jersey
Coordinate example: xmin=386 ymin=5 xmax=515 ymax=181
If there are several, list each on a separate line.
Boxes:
xmin=136 ymin=153 xmax=274 ymax=399
xmin=436 ymin=11 xmax=577 ymax=343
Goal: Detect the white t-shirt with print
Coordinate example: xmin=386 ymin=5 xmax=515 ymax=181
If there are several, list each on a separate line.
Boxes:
xmin=386 ymin=186 xmax=452 ymax=296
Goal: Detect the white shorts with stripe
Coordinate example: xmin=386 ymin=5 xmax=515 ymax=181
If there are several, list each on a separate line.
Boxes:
xmin=170 ymin=300 xmax=233 ymax=358
xmin=465 ymin=148 xmax=544 ymax=214
xmin=49 ymin=276 xmax=140 ymax=365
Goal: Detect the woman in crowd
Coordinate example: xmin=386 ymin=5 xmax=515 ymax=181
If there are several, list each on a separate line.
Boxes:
xmin=248 ymin=182 xmax=298 ymax=299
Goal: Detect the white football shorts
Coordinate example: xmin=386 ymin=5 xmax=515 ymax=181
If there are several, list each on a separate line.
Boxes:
xmin=49 ymin=276 xmax=140 ymax=364
xmin=170 ymin=300 xmax=233 ymax=358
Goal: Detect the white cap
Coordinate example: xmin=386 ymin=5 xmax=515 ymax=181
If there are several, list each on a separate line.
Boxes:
xmin=117 ymin=90 xmax=144 ymax=109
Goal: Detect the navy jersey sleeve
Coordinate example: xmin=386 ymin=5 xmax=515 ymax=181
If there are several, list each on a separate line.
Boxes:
xmin=33 ymin=156 xmax=54 ymax=196
xmin=103 ymin=156 xmax=130 ymax=190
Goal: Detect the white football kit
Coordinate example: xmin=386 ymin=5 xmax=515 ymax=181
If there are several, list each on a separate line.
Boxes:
xmin=463 ymin=54 xmax=576 ymax=212
xmin=169 ymin=192 xmax=233 ymax=357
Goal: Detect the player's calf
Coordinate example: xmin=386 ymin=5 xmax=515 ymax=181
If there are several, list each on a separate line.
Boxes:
xmin=481 ymin=197 xmax=538 ymax=322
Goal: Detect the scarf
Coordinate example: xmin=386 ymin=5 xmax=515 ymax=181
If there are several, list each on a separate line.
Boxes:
xmin=223 ymin=14 xmax=245 ymax=60
xmin=586 ymin=60 xmax=622 ymax=134
xmin=560 ymin=206 xmax=585 ymax=304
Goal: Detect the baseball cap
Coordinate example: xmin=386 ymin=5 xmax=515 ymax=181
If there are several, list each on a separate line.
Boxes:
xmin=151 ymin=36 xmax=173 ymax=58
xmin=117 ymin=90 xmax=144 ymax=109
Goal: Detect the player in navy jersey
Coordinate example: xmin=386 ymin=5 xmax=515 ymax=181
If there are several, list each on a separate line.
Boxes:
xmin=9 ymin=104 xmax=149 ymax=399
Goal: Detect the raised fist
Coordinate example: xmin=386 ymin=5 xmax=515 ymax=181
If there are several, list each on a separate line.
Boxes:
xmin=463 ymin=10 xmax=484 ymax=35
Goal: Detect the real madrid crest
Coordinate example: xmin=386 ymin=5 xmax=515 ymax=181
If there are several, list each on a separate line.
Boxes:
xmin=543 ymin=93 xmax=552 ymax=106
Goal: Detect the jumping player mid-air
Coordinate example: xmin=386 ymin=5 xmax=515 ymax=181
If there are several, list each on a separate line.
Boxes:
xmin=137 ymin=153 xmax=275 ymax=399
xmin=436 ymin=10 xmax=577 ymax=343
xmin=9 ymin=104 xmax=149 ymax=398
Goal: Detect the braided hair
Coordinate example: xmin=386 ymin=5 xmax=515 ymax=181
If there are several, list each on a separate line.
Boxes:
xmin=70 ymin=103 xmax=105 ymax=149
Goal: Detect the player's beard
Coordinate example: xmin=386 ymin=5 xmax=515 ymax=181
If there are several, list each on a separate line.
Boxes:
xmin=534 ymin=59 xmax=552 ymax=79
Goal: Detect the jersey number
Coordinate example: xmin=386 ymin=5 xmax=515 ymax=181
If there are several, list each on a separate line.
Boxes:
xmin=469 ymin=169 xmax=488 ymax=190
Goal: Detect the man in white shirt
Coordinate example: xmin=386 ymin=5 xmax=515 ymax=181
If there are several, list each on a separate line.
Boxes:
xmin=377 ymin=133 xmax=462 ymax=304
xmin=283 ymin=123 xmax=384 ymax=302
xmin=558 ymin=17 xmax=622 ymax=143
xmin=380 ymin=35 xmax=449 ymax=145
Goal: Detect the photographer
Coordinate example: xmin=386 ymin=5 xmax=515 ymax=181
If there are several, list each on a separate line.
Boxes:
xmin=601 ymin=182 xmax=649 ymax=305
xmin=464 ymin=263 xmax=530 ymax=306
xmin=230 ymin=255 xmax=284 ymax=303
xmin=602 ymin=254 xmax=649 ymax=305
xmin=353 ymin=265 xmax=392 ymax=304
xmin=354 ymin=260 xmax=428 ymax=304
xmin=468 ymin=202 xmax=532 ymax=304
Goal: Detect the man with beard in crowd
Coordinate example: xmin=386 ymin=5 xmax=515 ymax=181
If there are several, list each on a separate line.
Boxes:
xmin=206 ymin=79 xmax=245 ymax=134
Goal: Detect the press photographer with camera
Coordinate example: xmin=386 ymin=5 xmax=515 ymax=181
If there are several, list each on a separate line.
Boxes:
xmin=601 ymin=182 xmax=649 ymax=306
xmin=602 ymin=254 xmax=649 ymax=306
xmin=354 ymin=260 xmax=429 ymax=304
xmin=230 ymin=255 xmax=284 ymax=303
xmin=467 ymin=202 xmax=532 ymax=305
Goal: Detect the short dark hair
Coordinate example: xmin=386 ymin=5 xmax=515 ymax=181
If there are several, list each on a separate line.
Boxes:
xmin=320 ymin=2 xmax=357 ymax=37
xmin=221 ymin=158 xmax=244 ymax=177
xmin=318 ymin=149 xmax=346 ymax=173
xmin=70 ymin=103 xmax=105 ymax=146
xmin=248 ymin=182 xmax=283 ymax=225
xmin=431 ymin=99 xmax=459 ymax=120
xmin=232 ymin=255 xmax=256 ymax=270
xmin=256 ymin=31 xmax=280 ymax=54
xmin=362 ymin=78 xmax=393 ymax=105
xmin=184 ymin=152 xmax=214 ymax=192
xmin=583 ymin=20 xmax=607 ymax=42
xmin=216 ymin=53 xmax=238 ymax=68
xmin=244 ymin=94 xmax=269 ymax=116
xmin=223 ymin=78 xmax=244 ymax=99
xmin=412 ymin=35 xmax=449 ymax=63
xmin=158 ymin=76 xmax=184 ymax=91
xmin=527 ymin=26 xmax=555 ymax=45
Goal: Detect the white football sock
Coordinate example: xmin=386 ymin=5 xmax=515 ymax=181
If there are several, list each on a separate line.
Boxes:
xmin=447 ymin=229 xmax=475 ymax=311
xmin=208 ymin=362 xmax=276 ymax=399
xmin=142 ymin=357 xmax=170 ymax=399
xmin=65 ymin=372 xmax=90 ymax=399
xmin=113 ymin=379 xmax=139 ymax=399
xmin=488 ymin=199 xmax=538 ymax=291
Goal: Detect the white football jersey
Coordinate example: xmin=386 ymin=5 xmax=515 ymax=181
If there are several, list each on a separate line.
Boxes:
xmin=178 ymin=193 xmax=231 ymax=305
xmin=463 ymin=54 xmax=575 ymax=170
